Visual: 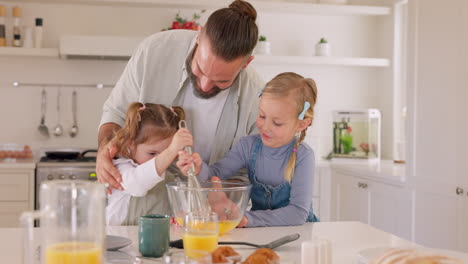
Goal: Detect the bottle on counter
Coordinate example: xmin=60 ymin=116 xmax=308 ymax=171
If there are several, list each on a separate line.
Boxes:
xmin=0 ymin=5 xmax=5 ymax=47
xmin=12 ymin=6 xmax=22 ymax=47
xmin=34 ymin=18 xmax=43 ymax=48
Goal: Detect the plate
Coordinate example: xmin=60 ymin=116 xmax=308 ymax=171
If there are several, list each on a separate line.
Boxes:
xmin=357 ymin=247 xmax=468 ymax=264
xmin=107 ymin=235 xmax=132 ymax=251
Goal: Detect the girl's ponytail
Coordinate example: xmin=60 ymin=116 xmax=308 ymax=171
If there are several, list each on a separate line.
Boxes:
xmin=111 ymin=102 xmax=145 ymax=158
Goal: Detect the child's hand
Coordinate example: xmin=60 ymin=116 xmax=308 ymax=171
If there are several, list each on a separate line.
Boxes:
xmin=176 ymin=150 xmax=202 ymax=176
xmin=168 ymin=128 xmax=193 ymax=154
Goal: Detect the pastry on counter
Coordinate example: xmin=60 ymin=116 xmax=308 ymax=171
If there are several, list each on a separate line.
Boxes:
xmin=242 ymin=248 xmax=280 ymax=264
xmin=212 ymin=246 xmax=241 ymax=263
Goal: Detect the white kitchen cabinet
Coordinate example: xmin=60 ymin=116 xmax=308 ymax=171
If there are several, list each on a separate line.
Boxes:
xmin=330 ymin=170 xmax=411 ymax=240
xmin=411 ymin=177 xmax=467 ymax=252
xmin=0 ymin=164 xmax=35 ymax=227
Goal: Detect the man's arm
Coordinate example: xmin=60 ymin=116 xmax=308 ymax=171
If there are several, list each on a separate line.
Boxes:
xmin=97 ymin=123 xmax=123 ymax=192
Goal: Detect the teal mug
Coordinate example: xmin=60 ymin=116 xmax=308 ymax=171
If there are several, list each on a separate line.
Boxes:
xmin=139 ymin=214 xmax=170 ymax=257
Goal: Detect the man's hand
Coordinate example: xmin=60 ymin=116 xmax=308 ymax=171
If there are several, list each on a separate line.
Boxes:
xmin=96 ymin=142 xmax=122 ymax=194
xmin=208 ymin=176 xmax=241 ymax=221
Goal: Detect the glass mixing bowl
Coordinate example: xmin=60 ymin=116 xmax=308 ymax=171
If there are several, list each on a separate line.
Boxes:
xmin=166 ymin=181 xmax=252 ymax=235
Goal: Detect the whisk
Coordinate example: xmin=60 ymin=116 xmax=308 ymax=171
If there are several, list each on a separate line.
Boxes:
xmin=178 ymin=120 xmax=210 ymax=212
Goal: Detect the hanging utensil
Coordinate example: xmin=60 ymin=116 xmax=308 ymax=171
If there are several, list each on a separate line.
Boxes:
xmin=178 ymin=120 xmax=210 ymax=212
xmin=53 ymin=88 xmax=63 ymax=137
xmin=38 ymin=88 xmax=49 ymax=138
xmin=69 ymin=90 xmax=79 ymax=137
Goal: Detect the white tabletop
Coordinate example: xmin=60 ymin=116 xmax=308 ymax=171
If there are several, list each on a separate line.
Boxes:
xmin=4 ymin=221 xmax=466 ymax=264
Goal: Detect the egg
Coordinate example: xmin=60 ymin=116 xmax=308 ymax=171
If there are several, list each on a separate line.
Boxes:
xmin=0 ymin=151 xmax=5 ymax=159
xmin=24 ymin=145 xmax=31 ymax=151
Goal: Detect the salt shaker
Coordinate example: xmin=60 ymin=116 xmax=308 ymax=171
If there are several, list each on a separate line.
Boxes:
xmin=301 ymin=237 xmax=332 ymax=264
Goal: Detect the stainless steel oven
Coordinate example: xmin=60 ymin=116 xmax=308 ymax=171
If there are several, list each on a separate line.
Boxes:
xmin=35 ymin=148 xmax=97 ymax=209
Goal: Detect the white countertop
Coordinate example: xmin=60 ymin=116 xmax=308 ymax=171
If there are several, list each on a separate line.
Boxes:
xmin=1 ymin=221 xmax=424 ymax=264
xmin=0 ymin=159 xmax=36 ymax=169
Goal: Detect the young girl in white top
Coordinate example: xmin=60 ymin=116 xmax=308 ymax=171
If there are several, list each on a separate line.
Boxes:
xmin=178 ymin=72 xmax=318 ymax=227
xmin=106 ymin=102 xmax=192 ymax=225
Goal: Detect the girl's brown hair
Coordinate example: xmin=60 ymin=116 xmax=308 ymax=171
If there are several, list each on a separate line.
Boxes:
xmin=262 ymin=72 xmax=318 ymax=182
xmin=202 ymin=0 xmax=258 ymax=61
xmin=111 ymin=102 xmax=185 ymax=158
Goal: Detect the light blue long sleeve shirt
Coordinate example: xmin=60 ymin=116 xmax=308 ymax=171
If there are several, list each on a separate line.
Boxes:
xmin=199 ymin=134 xmax=315 ymax=227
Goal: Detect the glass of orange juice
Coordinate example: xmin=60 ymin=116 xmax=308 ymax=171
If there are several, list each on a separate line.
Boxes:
xmin=21 ymin=180 xmax=106 ymax=264
xmin=182 ymin=211 xmax=219 ymax=259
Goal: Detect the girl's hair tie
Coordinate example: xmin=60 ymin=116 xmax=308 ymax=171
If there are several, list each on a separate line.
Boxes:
xmin=298 ymin=101 xmax=311 ymax=120
xmin=139 ymin=105 xmax=146 ymax=111
xmin=169 ymin=107 xmax=178 ymax=116
xmin=293 ymin=148 xmax=297 ymax=152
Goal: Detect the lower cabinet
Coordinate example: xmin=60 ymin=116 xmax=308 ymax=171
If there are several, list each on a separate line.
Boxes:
xmin=331 ymin=170 xmax=411 ymax=240
xmin=0 ymin=167 xmax=35 ymax=227
xmin=411 ymin=178 xmax=467 ymax=252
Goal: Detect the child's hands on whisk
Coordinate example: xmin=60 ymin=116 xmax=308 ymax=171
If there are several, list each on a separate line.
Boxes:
xmin=168 ymin=128 xmax=193 ymax=155
xmin=176 ymin=150 xmax=202 ymax=176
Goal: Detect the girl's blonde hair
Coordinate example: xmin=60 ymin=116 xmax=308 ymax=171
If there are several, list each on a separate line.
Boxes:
xmin=262 ymin=72 xmax=318 ymax=182
xmin=111 ymin=102 xmax=186 ymax=158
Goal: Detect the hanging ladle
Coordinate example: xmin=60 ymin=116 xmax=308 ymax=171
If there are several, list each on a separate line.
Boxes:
xmin=53 ymin=88 xmax=63 ymax=137
xmin=69 ymin=90 xmax=78 ymax=137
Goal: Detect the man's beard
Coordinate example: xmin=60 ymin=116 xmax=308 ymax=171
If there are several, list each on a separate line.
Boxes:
xmin=187 ymin=66 xmax=223 ymax=99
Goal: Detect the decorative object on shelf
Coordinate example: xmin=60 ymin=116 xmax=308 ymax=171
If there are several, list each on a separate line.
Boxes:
xmin=12 ymin=7 xmax=22 ymax=47
xmin=315 ymin=38 xmax=331 ymax=56
xmin=23 ymin=27 xmax=33 ymax=48
xmin=254 ymin=35 xmax=271 ymax=55
xmin=34 ymin=18 xmax=43 ymax=48
xmin=332 ymin=109 xmax=381 ymax=161
xmin=163 ymin=10 xmax=205 ymax=31
xmin=0 ymin=5 xmax=5 ymax=46
xmin=319 ymin=0 xmax=348 ymax=5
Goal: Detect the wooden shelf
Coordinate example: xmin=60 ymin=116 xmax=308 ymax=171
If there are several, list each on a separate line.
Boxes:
xmin=6 ymin=0 xmax=391 ymax=16
xmin=253 ymin=55 xmax=390 ymax=67
xmin=0 ymin=47 xmax=59 ymax=57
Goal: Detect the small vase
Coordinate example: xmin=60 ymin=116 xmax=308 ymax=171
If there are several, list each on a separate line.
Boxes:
xmin=255 ymin=41 xmax=271 ymax=55
xmin=315 ymin=42 xmax=331 ymax=56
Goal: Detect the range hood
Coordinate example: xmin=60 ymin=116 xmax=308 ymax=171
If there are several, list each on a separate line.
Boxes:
xmin=59 ymin=35 xmax=145 ymax=60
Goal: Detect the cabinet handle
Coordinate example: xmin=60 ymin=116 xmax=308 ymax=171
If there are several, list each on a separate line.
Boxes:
xmin=456 ymin=187 xmax=464 ymax=195
xmin=357 ymin=182 xmax=368 ymax=189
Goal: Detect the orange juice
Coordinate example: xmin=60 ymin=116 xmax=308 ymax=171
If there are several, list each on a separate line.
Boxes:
xmin=45 ymin=242 xmax=102 ymax=264
xmin=218 ymin=220 xmax=239 ymax=235
xmin=183 ymin=232 xmax=218 ymax=258
xmin=180 ymin=217 xmax=239 ymax=235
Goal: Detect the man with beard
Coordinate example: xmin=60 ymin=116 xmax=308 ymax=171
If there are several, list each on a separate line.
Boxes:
xmin=97 ymin=0 xmax=263 ymax=224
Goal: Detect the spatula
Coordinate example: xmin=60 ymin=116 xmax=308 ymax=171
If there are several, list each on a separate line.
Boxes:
xmin=170 ymin=233 xmax=300 ymax=250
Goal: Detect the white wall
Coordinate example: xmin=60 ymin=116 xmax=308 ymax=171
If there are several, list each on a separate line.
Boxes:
xmin=0 ymin=1 xmax=395 ymax=159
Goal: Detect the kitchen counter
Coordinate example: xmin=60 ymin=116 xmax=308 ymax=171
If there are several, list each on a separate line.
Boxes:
xmin=319 ymin=159 xmax=406 ymax=186
xmin=1 ymin=222 xmax=422 ymax=264
xmin=0 ymin=159 xmax=36 ymax=169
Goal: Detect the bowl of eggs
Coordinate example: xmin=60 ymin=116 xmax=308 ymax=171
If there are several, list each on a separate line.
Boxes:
xmin=0 ymin=144 xmax=33 ymax=160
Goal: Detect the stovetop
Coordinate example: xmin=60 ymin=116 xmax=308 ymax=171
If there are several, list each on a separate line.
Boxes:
xmin=39 ymin=156 xmax=96 ymax=163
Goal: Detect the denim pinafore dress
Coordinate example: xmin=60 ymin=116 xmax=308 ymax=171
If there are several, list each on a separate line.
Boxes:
xmin=248 ymin=138 xmax=319 ymax=222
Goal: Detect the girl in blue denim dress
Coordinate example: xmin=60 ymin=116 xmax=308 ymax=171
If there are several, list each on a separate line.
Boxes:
xmin=177 ymin=72 xmax=319 ymax=227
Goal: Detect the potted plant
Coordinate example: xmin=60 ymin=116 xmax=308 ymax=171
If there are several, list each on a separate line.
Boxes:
xmin=163 ymin=10 xmax=205 ymax=31
xmin=254 ymin=35 xmax=271 ymax=55
xmin=315 ymin=38 xmax=331 ymax=56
